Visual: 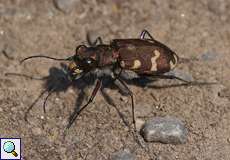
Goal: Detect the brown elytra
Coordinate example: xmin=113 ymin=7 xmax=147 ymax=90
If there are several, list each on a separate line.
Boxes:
xmin=111 ymin=39 xmax=178 ymax=74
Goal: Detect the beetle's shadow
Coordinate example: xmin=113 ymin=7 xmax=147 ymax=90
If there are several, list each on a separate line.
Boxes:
xmin=11 ymin=63 xmax=155 ymax=127
xmin=33 ymin=64 xmax=188 ymax=128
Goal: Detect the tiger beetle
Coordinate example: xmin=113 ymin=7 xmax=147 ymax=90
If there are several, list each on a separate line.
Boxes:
xmin=21 ymin=30 xmax=192 ymax=132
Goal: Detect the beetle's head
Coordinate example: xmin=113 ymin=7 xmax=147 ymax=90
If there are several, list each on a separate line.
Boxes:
xmin=67 ymin=45 xmax=98 ymax=80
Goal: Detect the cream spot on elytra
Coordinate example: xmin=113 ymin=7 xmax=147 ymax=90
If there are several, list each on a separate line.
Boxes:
xmin=150 ymin=50 xmax=161 ymax=71
xmin=131 ymin=59 xmax=141 ymax=69
xmin=169 ymin=54 xmax=178 ymax=69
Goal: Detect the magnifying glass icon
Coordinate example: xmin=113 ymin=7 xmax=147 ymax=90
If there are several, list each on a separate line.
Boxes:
xmin=3 ymin=141 xmax=18 ymax=157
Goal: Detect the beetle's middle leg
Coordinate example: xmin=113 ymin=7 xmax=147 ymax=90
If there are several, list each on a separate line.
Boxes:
xmin=140 ymin=29 xmax=155 ymax=41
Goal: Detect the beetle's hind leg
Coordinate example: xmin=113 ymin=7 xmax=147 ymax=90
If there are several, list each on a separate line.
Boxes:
xmin=151 ymin=74 xmax=191 ymax=83
xmin=149 ymin=74 xmax=217 ymax=86
xmin=140 ymin=29 xmax=155 ymax=41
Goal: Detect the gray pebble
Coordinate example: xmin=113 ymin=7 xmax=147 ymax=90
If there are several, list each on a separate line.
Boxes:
xmin=111 ymin=149 xmax=135 ymax=160
xmin=141 ymin=117 xmax=188 ymax=144
xmin=54 ymin=0 xmax=79 ymax=13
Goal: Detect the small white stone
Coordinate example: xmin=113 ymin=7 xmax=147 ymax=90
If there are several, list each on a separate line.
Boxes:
xmin=26 ymin=15 xmax=32 ymax=20
xmin=0 ymin=30 xmax=4 ymax=35
xmin=181 ymin=13 xmax=185 ymax=17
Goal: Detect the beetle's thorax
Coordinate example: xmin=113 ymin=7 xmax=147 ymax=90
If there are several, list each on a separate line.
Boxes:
xmin=87 ymin=45 xmax=118 ymax=67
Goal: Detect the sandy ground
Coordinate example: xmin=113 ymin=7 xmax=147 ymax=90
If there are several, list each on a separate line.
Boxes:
xmin=0 ymin=0 xmax=230 ymax=159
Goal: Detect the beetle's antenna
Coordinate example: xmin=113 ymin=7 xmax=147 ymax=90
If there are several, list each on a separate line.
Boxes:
xmin=20 ymin=55 xmax=73 ymax=64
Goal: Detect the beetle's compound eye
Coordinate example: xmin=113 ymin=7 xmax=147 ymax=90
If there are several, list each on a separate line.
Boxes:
xmin=86 ymin=58 xmax=92 ymax=64
xmin=82 ymin=58 xmax=97 ymax=68
xmin=169 ymin=53 xmax=179 ymax=70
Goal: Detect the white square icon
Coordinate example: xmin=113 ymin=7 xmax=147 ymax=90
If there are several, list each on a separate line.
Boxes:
xmin=0 ymin=138 xmax=21 ymax=160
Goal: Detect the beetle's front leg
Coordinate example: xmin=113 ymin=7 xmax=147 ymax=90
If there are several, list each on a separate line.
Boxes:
xmin=66 ymin=79 xmax=102 ymax=129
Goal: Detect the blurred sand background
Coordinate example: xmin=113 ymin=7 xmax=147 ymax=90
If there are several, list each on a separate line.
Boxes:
xmin=0 ymin=0 xmax=230 ymax=159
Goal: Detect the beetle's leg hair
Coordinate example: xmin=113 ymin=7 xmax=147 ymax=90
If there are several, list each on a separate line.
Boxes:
xmin=140 ymin=29 xmax=155 ymax=41
xmin=66 ymin=79 xmax=102 ymax=129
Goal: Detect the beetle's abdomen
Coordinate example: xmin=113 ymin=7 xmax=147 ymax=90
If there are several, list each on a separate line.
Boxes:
xmin=118 ymin=44 xmax=178 ymax=74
